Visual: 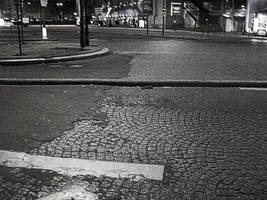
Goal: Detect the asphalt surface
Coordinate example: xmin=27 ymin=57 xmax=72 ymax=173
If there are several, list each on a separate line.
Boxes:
xmin=1 ymin=26 xmax=267 ymax=80
xmin=0 ymin=26 xmax=267 ymax=200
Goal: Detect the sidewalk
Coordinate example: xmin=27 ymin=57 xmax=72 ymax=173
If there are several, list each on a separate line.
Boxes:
xmin=0 ymin=39 xmax=110 ymax=65
xmin=1 ymin=25 xmax=266 ymax=66
xmin=92 ymin=26 xmax=267 ymax=43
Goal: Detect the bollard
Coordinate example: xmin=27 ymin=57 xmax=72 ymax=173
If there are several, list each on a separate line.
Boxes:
xmin=42 ymin=26 xmax=48 ymax=40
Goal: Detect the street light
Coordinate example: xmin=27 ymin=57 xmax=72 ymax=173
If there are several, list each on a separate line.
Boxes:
xmin=56 ymin=2 xmax=64 ymax=21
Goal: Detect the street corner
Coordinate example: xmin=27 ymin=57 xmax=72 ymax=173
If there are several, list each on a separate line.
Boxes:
xmin=0 ymin=43 xmax=111 ymax=66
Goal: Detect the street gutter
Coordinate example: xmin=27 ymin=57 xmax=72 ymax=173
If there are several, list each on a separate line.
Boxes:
xmin=0 ymin=78 xmax=267 ymax=88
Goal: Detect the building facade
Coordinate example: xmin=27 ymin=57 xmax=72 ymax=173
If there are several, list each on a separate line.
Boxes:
xmin=89 ymin=0 xmax=248 ymax=31
xmin=1 ymin=0 xmax=267 ymax=34
xmin=151 ymin=0 xmax=248 ymax=31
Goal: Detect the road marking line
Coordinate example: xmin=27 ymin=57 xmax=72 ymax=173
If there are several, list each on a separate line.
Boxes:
xmin=117 ymin=51 xmax=176 ymax=54
xmin=250 ymin=39 xmax=267 ymax=43
xmin=48 ymin=64 xmax=83 ymax=68
xmin=239 ymin=87 xmax=267 ymax=91
xmin=37 ymin=185 xmax=98 ymax=200
xmin=0 ymin=150 xmax=164 ymax=181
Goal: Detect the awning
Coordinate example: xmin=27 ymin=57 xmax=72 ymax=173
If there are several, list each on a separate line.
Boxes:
xmin=222 ymin=10 xmax=234 ymax=18
xmin=259 ymin=7 xmax=267 ymax=13
xmin=234 ymin=9 xmax=247 ymax=18
xmin=222 ymin=9 xmax=246 ymax=18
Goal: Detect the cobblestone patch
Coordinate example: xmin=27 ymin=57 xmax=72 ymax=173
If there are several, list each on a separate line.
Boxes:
xmin=28 ymin=87 xmax=267 ymax=199
xmin=1 ymin=86 xmax=267 ymax=199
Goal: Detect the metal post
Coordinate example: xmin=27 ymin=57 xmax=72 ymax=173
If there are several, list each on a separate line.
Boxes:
xmin=20 ymin=0 xmax=24 ymax=42
xmin=79 ymin=0 xmax=85 ymax=47
xmin=146 ymin=14 xmax=149 ymax=35
xmin=84 ymin=0 xmax=89 ymax=46
xmin=42 ymin=7 xmax=45 ymax=27
xmin=39 ymin=6 xmax=42 ymax=31
xmin=162 ymin=15 xmax=165 ymax=35
xmin=207 ymin=19 xmax=209 ymax=37
xmin=15 ymin=0 xmax=22 ymax=55
xmin=41 ymin=6 xmax=47 ymax=39
xmin=162 ymin=0 xmax=165 ymax=35
xmin=9 ymin=4 xmax=13 ymax=33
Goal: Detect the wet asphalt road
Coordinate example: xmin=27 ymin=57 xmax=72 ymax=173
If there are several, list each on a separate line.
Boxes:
xmin=1 ymin=26 xmax=267 ymax=80
xmin=0 ymin=26 xmax=267 ymax=200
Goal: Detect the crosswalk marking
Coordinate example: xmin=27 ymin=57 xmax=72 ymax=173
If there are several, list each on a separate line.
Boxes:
xmin=0 ymin=150 xmax=164 ymax=181
xmin=239 ymin=87 xmax=267 ymax=91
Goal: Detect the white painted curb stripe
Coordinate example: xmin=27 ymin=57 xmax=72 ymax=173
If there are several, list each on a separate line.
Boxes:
xmin=47 ymin=47 xmax=110 ymax=61
xmin=0 ymin=150 xmax=164 ymax=181
xmin=117 ymin=51 xmax=176 ymax=54
xmin=0 ymin=58 xmax=46 ymax=62
xmin=0 ymin=47 xmax=110 ymax=64
xmin=239 ymin=87 xmax=267 ymax=91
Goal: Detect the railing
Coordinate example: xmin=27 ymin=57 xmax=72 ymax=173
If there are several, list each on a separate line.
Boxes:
xmin=183 ymin=0 xmax=223 ymax=32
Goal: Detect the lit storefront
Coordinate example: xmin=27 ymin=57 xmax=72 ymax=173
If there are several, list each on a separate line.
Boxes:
xmin=71 ymin=0 xmax=267 ymax=35
xmin=223 ymin=6 xmax=247 ymax=32
xmin=253 ymin=8 xmax=267 ymax=35
xmin=93 ymin=0 xmax=144 ymax=27
xmin=246 ymin=0 xmax=267 ymax=34
xmin=151 ymin=0 xmax=184 ymax=29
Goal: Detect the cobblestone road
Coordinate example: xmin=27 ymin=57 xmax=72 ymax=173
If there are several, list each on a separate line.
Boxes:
xmin=1 ymin=86 xmax=266 ymax=200
xmin=97 ymin=38 xmax=267 ymax=81
xmin=1 ymin=28 xmax=267 ymax=200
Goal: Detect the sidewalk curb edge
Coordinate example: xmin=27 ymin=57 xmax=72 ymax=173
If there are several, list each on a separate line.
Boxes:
xmin=0 ymin=47 xmax=111 ymax=66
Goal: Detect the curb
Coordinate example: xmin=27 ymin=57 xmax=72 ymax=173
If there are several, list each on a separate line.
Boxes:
xmin=0 ymin=47 xmax=111 ymax=66
xmin=0 ymin=78 xmax=267 ymax=88
xmin=92 ymin=27 xmax=267 ymax=43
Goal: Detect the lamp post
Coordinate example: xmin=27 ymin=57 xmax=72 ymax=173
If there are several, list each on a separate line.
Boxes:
xmin=56 ymin=2 xmax=63 ymax=21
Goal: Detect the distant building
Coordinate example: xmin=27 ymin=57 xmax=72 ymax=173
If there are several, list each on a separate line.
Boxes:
xmin=0 ymin=0 xmax=76 ymax=24
xmin=151 ymin=0 xmax=247 ymax=31
xmin=89 ymin=0 xmax=248 ymax=32
xmin=1 ymin=0 xmax=266 ymax=35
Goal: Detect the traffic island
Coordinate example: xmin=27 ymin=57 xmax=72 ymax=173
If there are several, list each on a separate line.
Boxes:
xmin=0 ymin=41 xmax=110 ymax=65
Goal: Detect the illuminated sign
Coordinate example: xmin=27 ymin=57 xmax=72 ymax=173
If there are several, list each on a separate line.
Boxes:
xmin=171 ymin=3 xmax=182 ymax=16
xmin=40 ymin=0 xmax=48 ymax=7
xmin=253 ymin=13 xmax=267 ymax=35
xmin=143 ymin=0 xmax=153 ymax=14
xmin=246 ymin=0 xmax=267 ymax=32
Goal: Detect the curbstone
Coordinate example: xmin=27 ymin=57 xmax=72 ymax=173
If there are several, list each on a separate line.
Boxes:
xmin=0 ymin=78 xmax=267 ymax=88
xmin=0 ymin=47 xmax=110 ymax=66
